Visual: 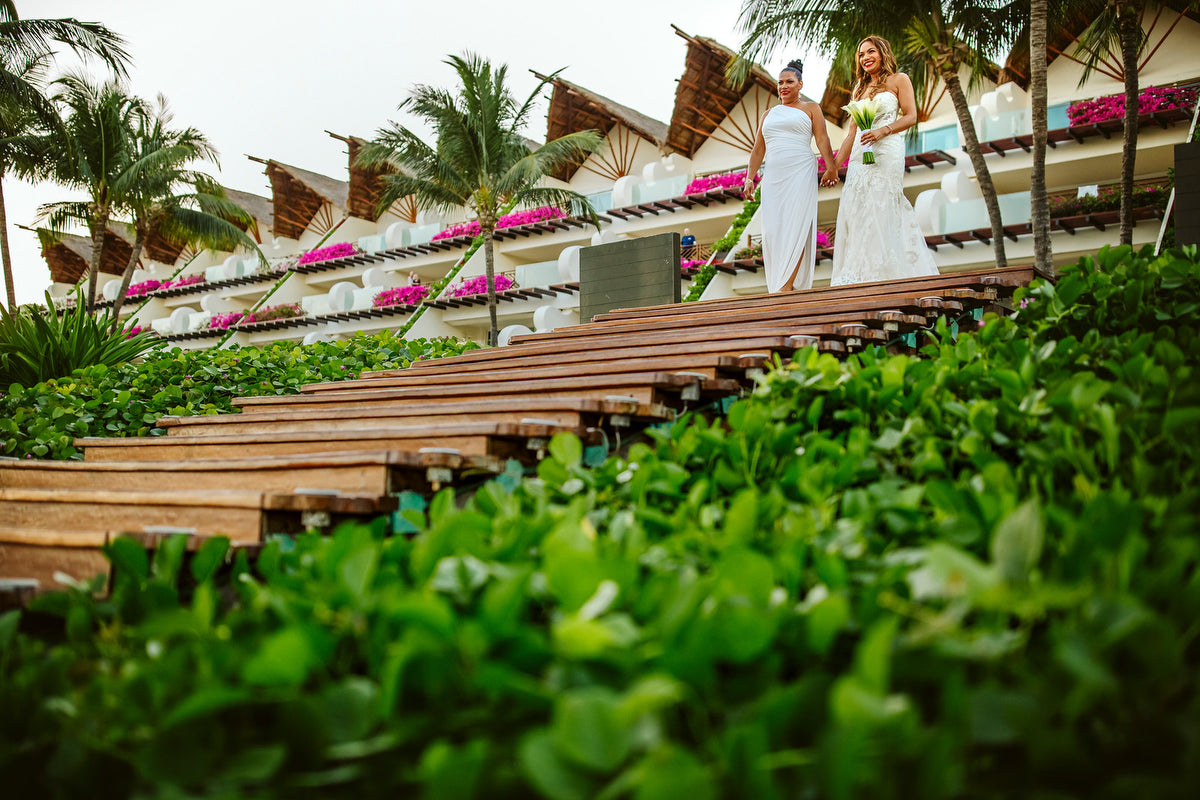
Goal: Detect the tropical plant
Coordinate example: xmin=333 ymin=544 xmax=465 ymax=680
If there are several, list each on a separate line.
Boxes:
xmin=0 ymin=332 xmax=479 ymax=458
xmin=106 ymin=97 xmax=261 ymax=325
xmin=736 ymin=0 xmax=1026 ymax=269
xmin=37 ymin=73 xmax=144 ymax=310
xmin=0 ymin=289 xmax=157 ymax=388
xmin=356 ymin=53 xmax=603 ymax=346
xmin=1071 ymin=0 xmax=1200 ymax=245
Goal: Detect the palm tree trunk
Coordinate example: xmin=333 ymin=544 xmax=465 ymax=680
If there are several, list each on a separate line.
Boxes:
xmin=109 ymin=225 xmax=146 ymax=331
xmin=0 ymin=169 xmax=16 ymax=309
xmin=1030 ymin=0 xmax=1054 ymax=275
xmin=943 ymin=69 xmax=1008 ymax=269
xmin=483 ymin=226 xmax=498 ymax=346
xmin=86 ymin=205 xmax=109 ymax=312
xmin=1118 ymin=5 xmax=1140 ymax=246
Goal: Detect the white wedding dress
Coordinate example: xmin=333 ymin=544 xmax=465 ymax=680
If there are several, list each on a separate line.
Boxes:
xmin=760 ymin=105 xmax=818 ymax=292
xmin=831 ymin=91 xmax=939 ymax=286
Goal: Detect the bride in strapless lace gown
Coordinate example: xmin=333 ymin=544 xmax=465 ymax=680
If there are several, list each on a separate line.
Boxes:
xmin=832 ymin=36 xmax=939 ymax=286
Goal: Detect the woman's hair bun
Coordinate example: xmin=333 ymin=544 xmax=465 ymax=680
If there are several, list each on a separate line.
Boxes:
xmin=786 ymin=58 xmax=804 ymax=77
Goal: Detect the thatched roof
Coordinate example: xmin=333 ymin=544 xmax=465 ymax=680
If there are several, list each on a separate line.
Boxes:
xmin=328 ymin=131 xmax=393 ymax=221
xmin=667 ymin=27 xmax=787 ymax=158
xmin=249 ymin=156 xmax=350 ymax=240
xmin=534 ymin=71 xmax=672 ymax=181
xmin=37 ymin=228 xmax=131 ymax=285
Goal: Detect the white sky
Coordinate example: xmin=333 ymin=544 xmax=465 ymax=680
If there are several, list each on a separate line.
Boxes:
xmin=4 ymin=0 xmax=831 ymax=305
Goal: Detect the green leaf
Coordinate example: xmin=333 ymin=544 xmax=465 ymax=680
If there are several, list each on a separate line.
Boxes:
xmin=551 ymin=688 xmax=632 ymax=772
xmin=520 ymin=730 xmax=594 ymax=800
xmin=105 ymin=536 xmax=149 ymax=583
xmin=634 ymin=746 xmax=714 ymax=800
xmin=241 ymin=627 xmax=316 ymax=687
xmin=548 ymin=432 xmax=583 ymax=467
xmin=989 ymin=499 xmax=1044 ymax=585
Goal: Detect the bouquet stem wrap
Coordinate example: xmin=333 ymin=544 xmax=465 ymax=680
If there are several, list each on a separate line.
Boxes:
xmin=843 ymin=97 xmax=882 ymax=165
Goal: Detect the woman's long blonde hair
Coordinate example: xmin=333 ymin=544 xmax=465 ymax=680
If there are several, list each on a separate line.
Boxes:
xmin=851 ymin=36 xmax=899 ymax=100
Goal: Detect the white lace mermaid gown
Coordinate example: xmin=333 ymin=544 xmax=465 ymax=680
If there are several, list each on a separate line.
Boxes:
xmin=831 ymin=91 xmax=939 ymax=286
xmin=761 ymin=105 xmax=818 ymax=292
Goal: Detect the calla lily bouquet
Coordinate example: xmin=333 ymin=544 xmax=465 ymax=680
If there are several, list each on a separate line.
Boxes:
xmin=843 ymin=98 xmax=883 ymax=164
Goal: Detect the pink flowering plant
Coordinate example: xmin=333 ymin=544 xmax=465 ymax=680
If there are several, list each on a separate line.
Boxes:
xmin=373 ymin=285 xmax=431 ymax=307
xmin=207 ymin=312 xmax=244 ymax=330
xmin=125 ymin=279 xmax=164 ymax=298
xmin=1067 ymin=85 xmax=1197 ymax=125
xmin=167 ymin=274 xmax=206 ymax=289
xmin=298 ymin=242 xmax=361 ymax=265
xmin=447 ymin=274 xmax=516 ymax=298
xmin=431 ymin=206 xmax=568 ymax=241
xmin=685 ymin=170 xmax=758 ymax=195
xmin=680 ymin=259 xmax=707 ymax=272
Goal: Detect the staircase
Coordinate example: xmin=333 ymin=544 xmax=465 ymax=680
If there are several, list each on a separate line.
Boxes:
xmin=0 ymin=266 xmax=1042 ymax=598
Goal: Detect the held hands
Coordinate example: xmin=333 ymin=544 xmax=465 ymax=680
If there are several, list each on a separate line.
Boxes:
xmin=742 ymin=177 xmax=756 ymax=197
xmin=820 ymin=168 xmax=839 ymax=188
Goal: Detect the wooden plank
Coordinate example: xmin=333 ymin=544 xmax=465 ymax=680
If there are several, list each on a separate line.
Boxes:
xmin=235 ymin=372 xmax=719 ymax=412
xmin=0 ymin=488 xmax=268 ymax=542
xmin=301 ymin=355 xmax=749 ymax=393
xmin=160 ymin=399 xmax=669 ymax=438
xmin=78 ymin=423 xmax=604 ymax=463
xmin=1 ymin=451 xmax=503 ymax=495
xmin=389 ymin=336 xmax=796 ymax=378
xmin=0 ymin=539 xmax=111 ymax=589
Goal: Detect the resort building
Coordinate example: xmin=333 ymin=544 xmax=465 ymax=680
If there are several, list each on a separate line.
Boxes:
xmin=39 ymin=13 xmax=1200 ymax=349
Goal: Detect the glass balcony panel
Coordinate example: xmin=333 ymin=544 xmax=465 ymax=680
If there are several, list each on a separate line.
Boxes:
xmin=938 ymin=190 xmax=1031 ymax=234
xmin=514 ymin=259 xmax=560 ymax=287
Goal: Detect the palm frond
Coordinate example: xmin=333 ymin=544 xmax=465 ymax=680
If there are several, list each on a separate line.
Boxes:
xmin=0 ymin=16 xmax=131 ymax=79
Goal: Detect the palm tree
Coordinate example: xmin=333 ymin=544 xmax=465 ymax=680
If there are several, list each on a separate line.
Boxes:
xmin=737 ymin=1 xmax=1025 ymax=269
xmin=107 ymin=97 xmax=262 ymax=324
xmin=1 ymin=1 xmax=129 ymax=309
xmin=38 ymin=73 xmax=144 ymax=310
xmin=355 ymin=53 xmax=604 ymax=346
xmin=0 ymin=52 xmax=50 ymax=309
xmin=1030 ymin=0 xmax=1053 ymax=273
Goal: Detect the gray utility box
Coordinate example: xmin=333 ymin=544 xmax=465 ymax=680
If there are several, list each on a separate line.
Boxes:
xmin=578 ymin=232 xmax=681 ymax=324
xmin=1176 ymin=142 xmax=1200 ymax=247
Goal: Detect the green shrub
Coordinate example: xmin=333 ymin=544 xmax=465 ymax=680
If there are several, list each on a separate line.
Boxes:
xmin=2 ymin=246 xmax=1198 ymax=797
xmin=0 ymin=292 xmax=161 ymax=388
xmin=0 ymin=332 xmax=479 ymax=459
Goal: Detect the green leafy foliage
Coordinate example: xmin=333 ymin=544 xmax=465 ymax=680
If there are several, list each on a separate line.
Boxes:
xmin=0 ymin=291 xmax=160 ymax=388
xmin=0 ymin=332 xmax=478 ymax=459
xmin=2 ymin=246 xmax=1198 ymax=797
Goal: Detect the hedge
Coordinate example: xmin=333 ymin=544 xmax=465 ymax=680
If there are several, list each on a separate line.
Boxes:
xmin=1 ymin=245 xmax=1198 ymax=797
